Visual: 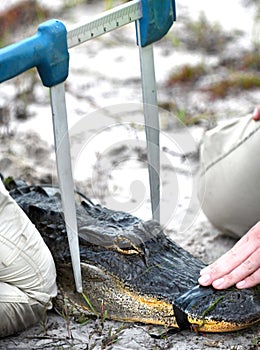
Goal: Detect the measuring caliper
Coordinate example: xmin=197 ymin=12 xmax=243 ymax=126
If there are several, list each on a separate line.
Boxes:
xmin=0 ymin=0 xmax=176 ymax=292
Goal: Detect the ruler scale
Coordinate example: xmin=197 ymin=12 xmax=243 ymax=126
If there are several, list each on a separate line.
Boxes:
xmin=67 ymin=0 xmax=142 ymax=48
xmin=0 ymin=0 xmax=176 ymax=293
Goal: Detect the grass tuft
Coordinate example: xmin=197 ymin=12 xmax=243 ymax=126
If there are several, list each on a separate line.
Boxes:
xmin=202 ymin=73 xmax=260 ymax=99
xmin=166 ymin=64 xmax=207 ymax=87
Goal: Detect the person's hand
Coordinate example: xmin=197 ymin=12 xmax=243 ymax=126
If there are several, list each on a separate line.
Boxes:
xmin=198 ymin=222 xmax=260 ymax=289
xmin=252 ymin=105 xmax=260 ymax=121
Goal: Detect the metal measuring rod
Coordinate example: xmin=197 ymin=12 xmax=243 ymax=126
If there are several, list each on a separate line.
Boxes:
xmin=0 ymin=0 xmax=176 ymax=293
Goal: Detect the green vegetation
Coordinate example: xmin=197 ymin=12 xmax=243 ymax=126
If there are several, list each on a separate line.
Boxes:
xmin=82 ymin=292 xmax=99 ymax=316
xmin=199 ymin=296 xmax=225 ymax=329
xmin=203 ymin=73 xmax=260 ymax=99
xmin=220 ymin=51 xmax=260 ymax=71
xmin=81 ymin=292 xmax=125 ymax=349
xmin=0 ymin=1 xmax=49 ymax=45
xmin=241 ymin=52 xmax=260 ymax=70
xmin=251 ymin=335 xmax=260 ymax=348
xmin=101 ymin=323 xmax=125 ymax=349
xmin=166 ymin=64 xmax=207 ymax=86
xmin=61 ymin=297 xmax=75 ymax=338
xmin=182 ymin=12 xmax=242 ymax=54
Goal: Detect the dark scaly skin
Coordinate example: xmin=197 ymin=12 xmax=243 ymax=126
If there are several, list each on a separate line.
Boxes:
xmin=9 ymin=184 xmax=260 ymax=332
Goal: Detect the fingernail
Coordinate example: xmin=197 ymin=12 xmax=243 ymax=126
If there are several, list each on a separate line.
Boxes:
xmin=212 ymin=277 xmax=224 ymax=288
xmin=236 ymin=280 xmax=246 ymax=289
xmin=198 ymin=274 xmax=210 ymax=285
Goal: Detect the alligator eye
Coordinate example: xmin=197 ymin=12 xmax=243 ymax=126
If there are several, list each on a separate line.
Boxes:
xmin=113 ymin=235 xmax=143 ymax=255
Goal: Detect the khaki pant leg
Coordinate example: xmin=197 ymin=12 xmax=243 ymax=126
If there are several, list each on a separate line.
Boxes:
xmin=0 ymin=180 xmax=57 ymax=303
xmin=0 ymin=180 xmax=57 ymax=337
xmin=198 ymin=116 xmax=260 ymax=238
xmin=0 ymin=282 xmax=46 ymax=338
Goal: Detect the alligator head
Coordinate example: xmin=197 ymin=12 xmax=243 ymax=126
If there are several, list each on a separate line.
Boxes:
xmin=9 ymin=184 xmax=260 ymax=332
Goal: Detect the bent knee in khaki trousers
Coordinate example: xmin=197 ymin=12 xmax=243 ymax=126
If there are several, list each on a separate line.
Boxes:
xmin=0 ymin=180 xmax=57 ymax=337
xmin=198 ymin=115 xmax=260 ymax=238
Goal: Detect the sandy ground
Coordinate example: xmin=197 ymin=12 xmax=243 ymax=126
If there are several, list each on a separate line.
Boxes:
xmin=0 ymin=130 xmax=259 ymax=350
xmin=0 ymin=0 xmax=259 ymax=349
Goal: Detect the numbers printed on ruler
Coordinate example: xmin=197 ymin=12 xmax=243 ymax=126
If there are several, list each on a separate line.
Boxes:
xmin=67 ymin=0 xmax=142 ymax=48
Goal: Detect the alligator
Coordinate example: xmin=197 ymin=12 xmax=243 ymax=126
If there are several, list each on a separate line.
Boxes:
xmin=8 ymin=182 xmax=260 ymax=333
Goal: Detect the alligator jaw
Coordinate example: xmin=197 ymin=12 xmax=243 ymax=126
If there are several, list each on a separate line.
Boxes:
xmin=186 ymin=316 xmax=260 ymax=333
xmin=55 ymin=262 xmax=180 ymax=328
xmin=55 ymin=262 xmax=260 ymax=333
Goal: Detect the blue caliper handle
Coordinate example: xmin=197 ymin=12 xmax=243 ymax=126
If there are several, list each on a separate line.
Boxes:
xmin=139 ymin=0 xmax=176 ymax=47
xmin=0 ymin=19 xmax=69 ymax=87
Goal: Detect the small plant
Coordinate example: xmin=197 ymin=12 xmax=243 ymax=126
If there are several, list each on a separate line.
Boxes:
xmin=81 ymin=292 xmax=126 ymax=349
xmin=101 ymin=323 xmax=125 ymax=349
xmin=251 ymin=335 xmax=260 ymax=348
xmin=100 ymin=300 xmax=108 ymax=329
xmin=241 ymin=52 xmax=260 ymax=70
xmin=220 ymin=51 xmax=260 ymax=71
xmin=202 ymin=72 xmax=260 ymax=99
xmin=166 ymin=64 xmax=207 ymax=87
xmin=0 ymin=1 xmax=49 ymax=44
xmin=61 ymin=297 xmax=75 ymax=338
xmin=82 ymin=292 xmax=99 ymax=317
xmin=183 ymin=12 xmax=242 ymax=54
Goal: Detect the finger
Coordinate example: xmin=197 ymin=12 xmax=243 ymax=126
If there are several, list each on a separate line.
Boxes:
xmin=199 ymin=245 xmax=251 ymax=284
xmin=212 ymin=247 xmax=260 ymax=290
xmin=236 ymin=267 xmax=260 ymax=289
xmin=198 ymin=249 xmax=244 ymax=287
xmin=199 ymin=224 xmax=259 ymax=282
xmin=252 ymin=105 xmax=260 ymax=121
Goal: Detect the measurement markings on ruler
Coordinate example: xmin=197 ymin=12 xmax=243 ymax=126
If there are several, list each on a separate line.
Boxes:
xmin=67 ymin=0 xmax=142 ymax=48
